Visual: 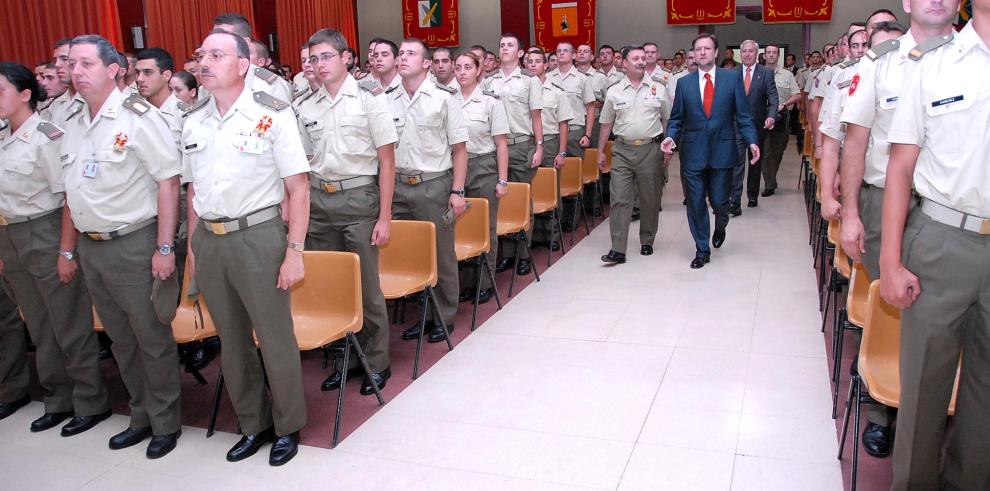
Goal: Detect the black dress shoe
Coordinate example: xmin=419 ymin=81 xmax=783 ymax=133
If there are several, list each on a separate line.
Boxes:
xmin=631 ymin=207 xmax=641 ymax=221
xmin=61 ymin=409 xmax=111 ymax=437
xmin=747 ymin=199 xmax=758 ymax=208
xmin=730 ymin=204 xmax=742 ymax=217
xmin=549 ymin=240 xmax=561 ymax=252
xmin=477 ymin=287 xmax=495 ymax=304
xmin=147 ymin=430 xmax=180 ymax=459
xmin=427 ymin=322 xmax=454 ymax=344
xmin=458 ymin=287 xmax=476 ymax=303
xmin=690 ymin=254 xmax=711 ymax=269
xmin=360 ymin=367 xmax=392 ymax=396
xmin=601 ymin=250 xmax=626 ymax=264
xmin=269 ymin=431 xmax=300 ymax=466
xmin=0 ymin=395 xmax=30 ymax=420
xmin=712 ymin=230 xmax=726 ymax=249
xmin=761 ymin=189 xmax=776 ymax=197
xmin=682 ymin=199 xmax=688 ymax=206
xmin=227 ymin=427 xmax=275 ymax=462
xmin=30 ymin=411 xmax=72 ymax=432
xmin=401 ymin=323 xmax=424 ymax=340
xmin=321 ymin=366 xmax=362 ymax=391
xmin=862 ymin=423 xmax=893 ymax=458
xmin=640 ymin=245 xmax=654 ymax=256
xmin=495 ymin=257 xmax=516 ymax=273
xmin=515 ymin=259 xmax=531 ymax=276
xmin=109 ymin=426 xmax=152 ymax=450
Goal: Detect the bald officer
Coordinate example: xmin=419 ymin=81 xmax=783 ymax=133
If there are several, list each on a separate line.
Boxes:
xmin=297 ymin=29 xmax=397 ymax=395
xmin=183 ymin=30 xmax=309 ymax=466
xmin=596 ymin=45 xmax=667 ymax=264
xmin=61 ymin=35 xmax=182 ymax=458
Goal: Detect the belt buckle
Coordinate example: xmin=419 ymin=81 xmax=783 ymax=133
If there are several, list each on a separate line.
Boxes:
xmin=209 ymin=221 xmax=228 ymax=235
xmin=86 ymin=233 xmax=106 ymax=241
xmin=322 ymin=181 xmax=338 ymax=193
xmin=981 ymin=219 xmax=990 ymax=235
xmin=404 ymin=175 xmax=421 ymax=185
xmin=633 ymin=139 xmax=644 ymax=146
xmin=0 ymin=215 xmax=7 ymax=226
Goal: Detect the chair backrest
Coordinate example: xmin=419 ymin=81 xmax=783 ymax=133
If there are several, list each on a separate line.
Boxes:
xmin=858 ymin=280 xmax=902 ymax=407
xmin=497 ymin=182 xmax=531 ymax=234
xmin=559 ymin=156 xmax=583 ymax=197
xmin=603 ymin=141 xmax=613 ymax=173
xmin=454 ymin=197 xmax=490 ymax=260
xmin=379 ymin=220 xmax=438 ymax=288
xmin=173 ymin=260 xmax=217 ymax=343
xmin=582 ymin=148 xmax=600 ymax=184
xmin=826 ymin=219 xmax=840 ymax=245
xmin=834 ymin=240 xmax=852 ymax=279
xmin=531 ymin=167 xmax=558 ymax=214
xmin=845 ymin=262 xmax=872 ymax=327
xmin=290 ymin=251 xmax=362 ymax=350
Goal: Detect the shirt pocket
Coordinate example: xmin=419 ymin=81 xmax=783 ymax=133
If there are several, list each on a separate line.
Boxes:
xmin=302 ymin=119 xmax=325 ymax=142
xmin=416 ymin=113 xmax=445 ymax=154
xmin=924 ymin=87 xmax=971 ymax=118
xmin=339 ymin=115 xmax=368 ymax=138
xmin=3 ymin=157 xmax=36 ymax=176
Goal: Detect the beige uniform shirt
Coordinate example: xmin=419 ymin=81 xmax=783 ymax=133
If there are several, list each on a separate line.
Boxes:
xmin=539 ymin=79 xmax=576 ymax=137
xmin=246 ymin=66 xmax=293 ymax=102
xmin=388 ymin=80 xmax=469 ymax=173
xmin=819 ymin=61 xmax=859 ymax=140
xmin=888 ymin=24 xmax=990 ymax=217
xmin=456 ymin=86 xmax=509 ymax=156
xmin=482 ymin=66 xmax=542 ymax=138
xmin=547 ymin=66 xmax=595 ymax=128
xmin=181 ymin=88 xmax=309 ymax=220
xmin=0 ymin=114 xmax=66 ymax=217
xmin=374 ymin=74 xmax=402 ymax=95
xmin=61 ymin=89 xmax=180 ymax=232
xmin=292 ymin=71 xmax=308 ymax=97
xmin=803 ymin=67 xmax=822 ymax=99
xmin=44 ymin=90 xmax=84 ymax=124
xmin=599 ymin=76 xmax=667 ymax=140
xmin=795 ymin=67 xmax=810 ymax=91
xmin=158 ymin=93 xmax=185 ymax=146
xmin=297 ymin=75 xmax=398 ymax=180
xmin=772 ymin=65 xmax=800 ymax=107
xmin=601 ymin=67 xmax=624 ymax=88
xmin=668 ymin=69 xmax=690 ymax=104
xmin=841 ymin=32 xmax=918 ymax=188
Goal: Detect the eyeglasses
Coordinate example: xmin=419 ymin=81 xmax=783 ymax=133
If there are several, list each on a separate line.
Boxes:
xmin=201 ymin=50 xmax=237 ymax=63
xmin=308 ymin=52 xmax=337 ymax=64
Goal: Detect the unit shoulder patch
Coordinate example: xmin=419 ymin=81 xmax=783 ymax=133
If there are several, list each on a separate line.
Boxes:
xmin=435 ymin=82 xmax=456 ymax=94
xmin=358 ymin=80 xmax=383 ymax=95
xmin=865 ymin=39 xmax=900 ymax=61
xmin=254 ymin=92 xmax=290 ymax=111
xmin=909 ymin=34 xmax=953 ymax=61
xmin=254 ymin=66 xmax=279 ymax=84
xmin=122 ymin=95 xmax=151 ymax=116
xmin=482 ymin=89 xmax=500 ymax=99
xmin=37 ymin=121 xmax=64 ymax=140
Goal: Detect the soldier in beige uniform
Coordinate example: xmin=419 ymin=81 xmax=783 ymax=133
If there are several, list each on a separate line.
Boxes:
xmin=596 ymin=46 xmax=667 ymax=264
xmin=881 ymin=15 xmax=988 ymax=489
xmin=291 ymin=46 xmax=318 ymax=105
xmin=389 ymin=38 xmax=469 ymax=344
xmin=455 ymin=51 xmax=510 ymax=303
xmin=46 ymin=38 xmax=85 ymax=124
xmin=483 ymin=33 xmax=544 ymax=276
xmin=135 ymin=48 xmax=184 ymax=145
xmin=297 ymin=29 xmax=397 ymax=395
xmin=0 ymin=63 xmax=111 ymax=435
xmin=598 ymin=45 xmax=624 ymax=88
xmin=431 ymin=47 xmax=459 ymax=92
xmin=576 ymin=44 xmax=607 ymax=144
xmin=0 ymin=288 xmax=30 ymax=420
xmin=549 ymin=42 xmax=596 ymax=230
xmin=62 ymin=35 xmax=182 ymax=458
xmin=371 ymin=40 xmax=402 ymax=95
xmin=761 ymin=44 xmax=802 ymax=195
xmin=183 ymin=30 xmax=309 ymax=466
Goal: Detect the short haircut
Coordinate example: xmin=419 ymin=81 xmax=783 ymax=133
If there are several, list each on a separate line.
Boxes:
xmin=692 ymin=33 xmax=719 ymax=50
xmin=136 ymin=47 xmax=175 ymax=72
xmin=526 ymin=47 xmax=547 ymax=61
xmin=207 ymin=29 xmax=250 ymax=59
xmin=850 ymin=29 xmax=868 ymax=43
xmin=401 ymin=37 xmax=431 ymax=58
xmin=556 ymin=41 xmax=574 ymax=51
xmin=849 ymin=21 xmax=867 ymax=29
xmin=500 ymin=32 xmax=523 ymax=48
xmin=116 ymin=51 xmax=129 ymax=71
xmin=643 ymin=42 xmax=658 ymax=50
xmin=765 ymin=44 xmax=781 ymax=51
xmin=307 ymin=28 xmax=349 ymax=53
xmin=469 ymin=44 xmax=488 ymax=57
xmin=172 ymin=70 xmax=198 ymax=91
xmin=599 ymin=44 xmax=615 ymax=54
xmin=868 ymin=8 xmax=897 ymax=21
xmin=213 ymin=12 xmax=252 ymax=38
xmin=69 ymin=35 xmax=120 ymax=66
xmin=811 ymin=50 xmax=821 ymax=56
xmin=0 ymin=62 xmax=46 ymax=110
xmin=621 ymin=45 xmax=645 ymax=59
xmin=740 ymin=40 xmax=759 ymax=50
xmin=432 ymin=46 xmax=453 ymax=59
xmin=54 ymin=38 xmax=73 ymax=50
xmin=250 ymin=39 xmax=269 ymax=59
xmin=376 ymin=39 xmax=399 ymax=57
xmin=870 ymin=21 xmax=906 ymax=42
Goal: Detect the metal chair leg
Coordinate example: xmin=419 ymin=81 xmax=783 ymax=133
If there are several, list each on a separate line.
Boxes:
xmin=521 ymin=234 xmax=540 ymax=282
xmin=207 ymin=367 xmax=224 ymax=438
xmin=838 ymin=373 xmax=857 ymax=458
xmin=851 ymin=377 xmax=862 ymax=491
xmin=554 ymin=208 xmax=567 ymax=255
xmin=427 ymin=286 xmax=453 ymax=352
xmin=579 ymin=192 xmax=591 ymax=236
xmin=347 ymin=332 xmax=385 ymax=405
xmin=331 ymin=336 xmax=351 ymax=448
xmin=470 ymin=255 xmax=483 ymax=331
xmin=412 ymin=295 xmax=429 ymax=380
xmin=483 ymin=252 xmax=503 ymax=310
xmin=508 ymin=237 xmax=520 ymax=298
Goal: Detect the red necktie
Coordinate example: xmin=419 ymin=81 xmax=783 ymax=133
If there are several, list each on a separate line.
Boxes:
xmin=703 ymin=73 xmax=714 ymax=118
xmin=744 ymin=67 xmax=752 ymax=94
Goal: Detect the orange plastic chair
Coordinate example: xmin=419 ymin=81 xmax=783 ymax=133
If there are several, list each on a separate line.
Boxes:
xmin=558 ymin=156 xmax=590 ymax=245
xmin=93 ymin=308 xmax=104 ymax=332
xmin=497 ymin=182 xmax=540 ymax=297
xmin=821 ymin=219 xmax=845 ymax=332
xmin=582 ymin=148 xmax=605 ymax=219
xmin=531 ymin=167 xmax=566 ymax=267
xmin=839 ymin=280 xmax=961 ymax=490
xmin=454 ymin=198 xmax=503 ymax=330
xmin=379 ymin=220 xmax=452 ymax=378
xmin=603 ymin=141 xmax=613 ymax=174
xmin=829 ymin=261 xmax=870 ymax=417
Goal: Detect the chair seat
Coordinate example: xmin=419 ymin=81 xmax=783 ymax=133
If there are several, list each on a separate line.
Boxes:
xmin=293 ymin=314 xmax=360 ymax=350
xmin=497 ymin=220 xmax=525 ymax=236
xmin=847 ymin=291 xmax=870 ymax=327
xmin=380 ymin=273 xmax=434 ymax=300
xmin=862 ymin=359 xmax=961 ymax=415
xmin=456 ymin=243 xmax=485 ymax=262
xmin=532 ymin=202 xmax=555 ymax=214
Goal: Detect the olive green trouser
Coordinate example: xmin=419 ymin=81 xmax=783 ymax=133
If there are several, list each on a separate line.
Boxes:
xmin=463 ymin=154 xmax=499 ymax=290
xmin=761 ymin=117 xmax=789 ymax=192
xmin=501 ymin=139 xmax=537 ymax=260
xmin=0 ymin=287 xmax=29 ymax=405
xmin=608 ymin=141 xmax=661 ymax=254
xmin=532 ymin=136 xmax=562 ymax=245
xmin=561 ymin=126 xmax=586 ymax=227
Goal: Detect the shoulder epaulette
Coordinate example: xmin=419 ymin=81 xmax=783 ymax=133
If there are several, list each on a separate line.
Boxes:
xmin=605 ymin=79 xmax=622 ymax=91
xmin=482 ymin=89 xmax=500 ymax=99
xmin=354 ymin=71 xmax=369 ymax=80
xmin=909 ymin=34 xmax=953 ymax=61
xmin=37 ymin=121 xmax=64 ymax=140
xmin=358 ymin=79 xmax=383 ymax=95
xmin=840 ymin=57 xmax=860 ymax=69
xmin=254 ymin=66 xmax=279 ymax=84
xmin=296 ymin=88 xmax=319 ymax=105
xmin=650 ymin=74 xmax=668 ymax=85
xmin=551 ymin=82 xmax=566 ymax=92
xmin=435 ymin=82 xmax=456 ymax=94
xmin=484 ymin=71 xmax=499 ymax=80
xmin=122 ymin=94 xmax=151 ymax=116
xmin=520 ymin=69 xmax=534 ymax=77
xmin=65 ymin=99 xmax=84 ymax=121
xmin=0 ymin=120 xmax=7 ymax=132
xmin=865 ymin=39 xmax=900 ymax=61
xmin=830 ymin=59 xmax=844 ymax=66
xmin=176 ymin=100 xmax=190 ymax=113
xmin=385 ymin=85 xmax=399 ymax=95
xmin=254 ymin=91 xmax=290 ymax=111
xmin=182 ymin=96 xmax=211 ymax=118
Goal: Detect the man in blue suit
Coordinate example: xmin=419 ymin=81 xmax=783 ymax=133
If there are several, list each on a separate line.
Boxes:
xmin=731 ymin=40 xmax=778 ymax=214
xmin=662 ymin=33 xmax=759 ymax=269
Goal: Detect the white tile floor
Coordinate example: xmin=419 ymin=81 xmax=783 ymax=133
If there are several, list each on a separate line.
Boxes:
xmin=0 ymin=151 xmax=842 ymax=490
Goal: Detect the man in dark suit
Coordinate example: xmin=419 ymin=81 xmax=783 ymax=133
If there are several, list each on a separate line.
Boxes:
xmin=730 ymin=40 xmax=778 ymax=214
xmin=662 ymin=33 xmax=759 ymax=269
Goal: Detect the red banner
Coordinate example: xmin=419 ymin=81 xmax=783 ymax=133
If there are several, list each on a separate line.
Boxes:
xmin=667 ymin=0 xmax=736 ymax=25
xmin=533 ymin=0 xmax=596 ymax=52
xmin=763 ymin=0 xmax=833 ymax=23
xmin=403 ymin=0 xmax=459 ymax=47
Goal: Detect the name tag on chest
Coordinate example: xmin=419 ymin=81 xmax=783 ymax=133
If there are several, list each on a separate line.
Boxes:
xmin=82 ymin=157 xmax=99 ymax=178
xmin=236 ymin=133 xmax=265 ymax=154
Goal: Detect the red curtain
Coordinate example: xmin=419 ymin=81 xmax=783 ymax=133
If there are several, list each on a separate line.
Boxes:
xmin=144 ymin=0 xmax=256 ymax=65
xmin=275 ymin=0 xmax=357 ymax=73
xmin=0 ymin=0 xmax=123 ymax=66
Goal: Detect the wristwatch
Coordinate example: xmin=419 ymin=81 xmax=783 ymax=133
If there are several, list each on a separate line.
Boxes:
xmin=288 ymin=242 xmax=305 ymax=252
xmin=559 ymin=152 xmax=567 ymax=158
xmin=497 ymin=178 xmax=508 ymax=186
xmin=58 ymin=250 xmax=75 ymax=261
xmin=535 ymin=139 xmax=544 ymax=146
xmin=157 ymin=244 xmax=173 ymax=256
xmin=451 ymin=188 xmax=466 ymax=197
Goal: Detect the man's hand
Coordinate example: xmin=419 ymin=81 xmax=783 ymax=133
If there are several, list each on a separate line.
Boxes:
xmin=840 ymin=217 xmax=866 ymax=263
xmin=764 ymin=117 xmax=775 ymax=130
xmin=579 ymin=135 xmax=591 ymax=148
xmin=495 ymin=181 xmax=508 ymax=198
xmin=151 ymin=251 xmax=176 ymax=281
xmin=881 ymin=262 xmax=921 ymax=309
xmin=531 ymin=145 xmax=543 ymax=168
xmin=662 ymin=152 xmax=673 ymax=168
xmin=820 ymin=198 xmax=841 ymax=221
xmin=596 ymin=151 xmax=606 ymax=171
xmin=276 ymin=250 xmax=305 ymax=290
xmin=449 ymin=194 xmax=467 ymax=217
xmin=660 ymin=137 xmax=675 ymax=155
xmin=553 ymin=153 xmax=565 ymax=169
xmin=56 ymin=255 xmax=78 ymax=283
xmin=371 ymin=219 xmax=391 ymax=246
xmin=749 ymin=144 xmax=761 ymax=164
